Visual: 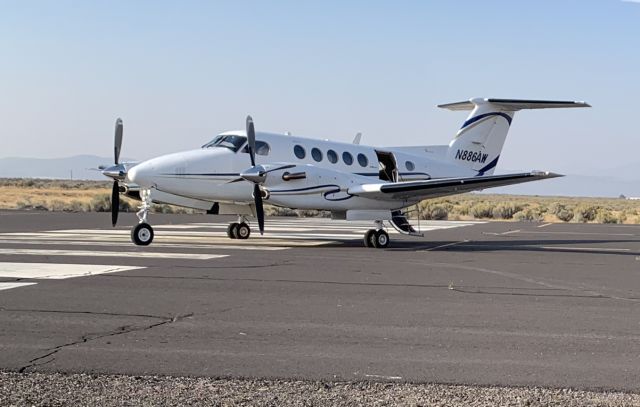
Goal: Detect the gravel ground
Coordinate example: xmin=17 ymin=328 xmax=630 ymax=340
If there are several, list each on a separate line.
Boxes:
xmin=1 ymin=372 xmax=639 ymax=406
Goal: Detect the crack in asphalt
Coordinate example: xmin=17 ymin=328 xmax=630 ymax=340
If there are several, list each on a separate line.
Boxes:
xmin=0 ymin=308 xmax=174 ymax=320
xmin=17 ymin=312 xmax=194 ymax=373
xmin=449 ymin=287 xmax=610 ymax=299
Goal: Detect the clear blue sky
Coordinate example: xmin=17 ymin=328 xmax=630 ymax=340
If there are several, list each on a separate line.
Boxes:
xmin=1 ymin=0 xmax=638 ymax=175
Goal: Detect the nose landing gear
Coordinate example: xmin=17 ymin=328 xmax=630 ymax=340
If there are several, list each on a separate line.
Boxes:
xmin=131 ymin=188 xmax=155 ymax=246
xmin=364 ymin=220 xmax=389 ymax=249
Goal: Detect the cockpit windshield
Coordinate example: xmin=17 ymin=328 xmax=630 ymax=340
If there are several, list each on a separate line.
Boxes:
xmin=202 ymin=134 xmax=247 ymax=152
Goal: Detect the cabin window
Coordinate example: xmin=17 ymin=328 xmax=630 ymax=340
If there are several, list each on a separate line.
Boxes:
xmin=327 ymin=149 xmax=338 ymax=164
xmin=357 ymin=153 xmax=368 ymax=167
xmin=342 ymin=152 xmax=353 ymax=166
xmin=242 ymin=141 xmax=271 ymax=156
xmin=202 ymin=134 xmax=247 ymax=153
xmin=405 ymin=161 xmax=415 ymax=171
xmin=311 ymin=147 xmax=323 ymax=162
xmin=294 ymin=145 xmax=306 ymax=159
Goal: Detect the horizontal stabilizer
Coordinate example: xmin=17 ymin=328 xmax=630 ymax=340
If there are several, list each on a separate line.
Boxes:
xmin=348 ymin=171 xmax=562 ymax=201
xmin=438 ymin=98 xmax=590 ymax=111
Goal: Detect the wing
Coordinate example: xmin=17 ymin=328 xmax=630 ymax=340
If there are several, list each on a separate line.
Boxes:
xmin=348 ymin=171 xmax=562 ymax=201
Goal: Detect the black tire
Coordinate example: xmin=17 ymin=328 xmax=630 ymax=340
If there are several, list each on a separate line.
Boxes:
xmin=364 ymin=229 xmax=376 ymax=248
xmin=131 ymin=223 xmax=154 ymax=246
xmin=236 ymin=223 xmax=251 ymax=240
xmin=373 ymin=229 xmax=389 ymax=249
xmin=227 ymin=223 xmax=239 ymax=239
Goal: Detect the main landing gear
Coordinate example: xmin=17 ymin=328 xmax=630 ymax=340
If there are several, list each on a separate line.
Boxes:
xmin=364 ymin=220 xmax=389 ymax=249
xmin=131 ymin=189 xmax=155 ymax=246
xmin=227 ymin=216 xmax=251 ymax=240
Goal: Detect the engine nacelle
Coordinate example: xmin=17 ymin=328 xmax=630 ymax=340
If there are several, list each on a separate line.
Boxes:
xmin=262 ymin=164 xmax=363 ymax=210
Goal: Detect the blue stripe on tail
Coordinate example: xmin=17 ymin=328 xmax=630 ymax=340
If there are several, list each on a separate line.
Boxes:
xmin=461 ymin=112 xmax=512 ymax=129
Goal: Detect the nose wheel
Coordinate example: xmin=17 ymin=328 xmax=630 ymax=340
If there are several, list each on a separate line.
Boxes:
xmin=132 ymin=222 xmax=154 ymax=246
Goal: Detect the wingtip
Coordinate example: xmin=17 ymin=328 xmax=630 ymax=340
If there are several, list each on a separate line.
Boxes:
xmin=531 ymin=171 xmax=564 ymax=178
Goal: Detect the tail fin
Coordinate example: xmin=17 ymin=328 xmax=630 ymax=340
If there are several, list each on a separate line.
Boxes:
xmin=440 ymin=98 xmax=590 ymax=176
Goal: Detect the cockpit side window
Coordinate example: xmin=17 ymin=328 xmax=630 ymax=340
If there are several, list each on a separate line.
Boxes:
xmin=202 ymin=135 xmax=247 ymax=152
xmin=241 ymin=140 xmax=271 ymax=156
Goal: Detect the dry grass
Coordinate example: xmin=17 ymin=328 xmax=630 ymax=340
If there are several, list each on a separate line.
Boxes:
xmin=2 ymin=178 xmax=640 ymax=223
xmin=416 ymin=194 xmax=640 ymax=224
xmin=0 ymin=178 xmax=194 ymax=214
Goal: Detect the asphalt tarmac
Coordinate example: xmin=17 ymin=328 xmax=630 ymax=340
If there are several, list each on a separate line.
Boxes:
xmin=0 ymin=210 xmax=639 ymax=392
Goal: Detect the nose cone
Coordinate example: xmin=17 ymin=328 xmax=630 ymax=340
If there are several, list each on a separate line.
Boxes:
xmin=128 ymin=161 xmax=154 ymax=188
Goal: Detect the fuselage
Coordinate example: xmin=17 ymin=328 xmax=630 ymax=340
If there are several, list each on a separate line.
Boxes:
xmin=127 ymin=131 xmax=476 ymax=211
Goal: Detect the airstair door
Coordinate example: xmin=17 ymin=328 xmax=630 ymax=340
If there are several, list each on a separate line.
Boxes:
xmin=375 ymin=150 xmax=398 ymax=182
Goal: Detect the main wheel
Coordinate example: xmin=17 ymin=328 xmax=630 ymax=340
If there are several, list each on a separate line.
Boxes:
xmin=131 ymin=223 xmax=154 ymax=246
xmin=236 ymin=222 xmax=251 ymax=240
xmin=227 ymin=223 xmax=239 ymax=239
xmin=364 ymin=229 xmax=376 ymax=248
xmin=373 ymin=229 xmax=389 ymax=249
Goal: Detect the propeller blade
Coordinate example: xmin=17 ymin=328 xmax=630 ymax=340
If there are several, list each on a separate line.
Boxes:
xmin=253 ymin=184 xmax=264 ymax=235
xmin=111 ymin=180 xmax=120 ymax=227
xmin=246 ymin=115 xmax=256 ymax=167
xmin=114 ymin=118 xmax=123 ymax=165
xmin=226 ymin=177 xmax=245 ymax=184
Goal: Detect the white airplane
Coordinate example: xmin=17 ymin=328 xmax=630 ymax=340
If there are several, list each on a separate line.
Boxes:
xmin=101 ymin=98 xmax=589 ymax=248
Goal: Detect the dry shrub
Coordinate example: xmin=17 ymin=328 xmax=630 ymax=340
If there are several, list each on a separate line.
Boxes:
xmin=89 ymin=193 xmax=133 ymax=213
xmin=296 ymin=209 xmax=330 ymax=218
xmin=427 ymin=205 xmax=449 ymax=220
xmin=596 ymin=210 xmax=618 ymax=224
xmin=492 ymin=203 xmax=523 ymax=219
xmin=89 ymin=194 xmax=111 ymax=212
xmin=513 ymin=208 xmax=544 ymax=222
xmin=266 ymin=206 xmax=298 ymax=216
xmin=574 ymin=205 xmax=598 ymax=222
xmin=418 ymin=202 xmax=451 ymax=220
xmin=470 ymin=203 xmax=493 ymax=219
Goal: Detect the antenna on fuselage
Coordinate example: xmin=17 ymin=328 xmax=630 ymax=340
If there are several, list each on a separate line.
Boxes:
xmin=352 ymin=132 xmax=362 ymax=145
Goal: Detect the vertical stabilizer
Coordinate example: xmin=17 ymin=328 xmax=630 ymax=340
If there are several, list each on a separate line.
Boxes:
xmin=439 ymin=98 xmax=590 ymax=176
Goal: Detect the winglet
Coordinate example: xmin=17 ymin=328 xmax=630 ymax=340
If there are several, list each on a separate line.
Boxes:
xmin=352 ymin=132 xmax=362 ymax=145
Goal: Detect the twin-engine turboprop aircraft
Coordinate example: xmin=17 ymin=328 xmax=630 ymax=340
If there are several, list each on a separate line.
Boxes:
xmin=100 ymin=98 xmax=589 ymax=248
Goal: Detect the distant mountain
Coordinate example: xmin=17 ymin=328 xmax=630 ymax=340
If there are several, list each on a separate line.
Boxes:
xmin=489 ymin=173 xmax=640 ymax=198
xmin=1 ymin=155 xmax=638 ymax=198
xmin=586 ymin=162 xmax=640 ymax=182
xmin=0 ymin=155 xmax=133 ymax=181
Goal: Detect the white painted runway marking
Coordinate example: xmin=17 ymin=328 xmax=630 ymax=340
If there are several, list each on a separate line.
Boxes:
xmin=0 ymin=282 xmax=37 ymax=291
xmin=0 ymin=248 xmax=228 ymax=260
xmin=0 ymin=220 xmax=482 ymax=251
xmin=0 ymin=263 xmax=144 ymax=279
xmin=423 ymin=240 xmax=470 ymax=251
xmin=538 ymin=223 xmax=553 ymax=228
xmin=518 ymin=231 xmax=634 ymax=237
xmin=363 ymin=374 xmax=403 ymax=380
xmin=540 ymin=246 xmax=631 ymax=253
xmin=0 ymin=239 xmax=287 ymax=251
xmin=483 ymin=229 xmax=521 ymax=236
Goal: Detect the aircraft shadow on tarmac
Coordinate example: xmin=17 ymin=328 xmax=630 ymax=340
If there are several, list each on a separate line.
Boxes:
xmin=336 ymin=238 xmax=640 ymax=256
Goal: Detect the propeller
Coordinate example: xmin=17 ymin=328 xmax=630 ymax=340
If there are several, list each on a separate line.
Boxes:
xmin=103 ymin=118 xmax=125 ymax=227
xmin=245 ymin=116 xmax=265 ymax=235
xmin=235 ymin=116 xmax=298 ymax=234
